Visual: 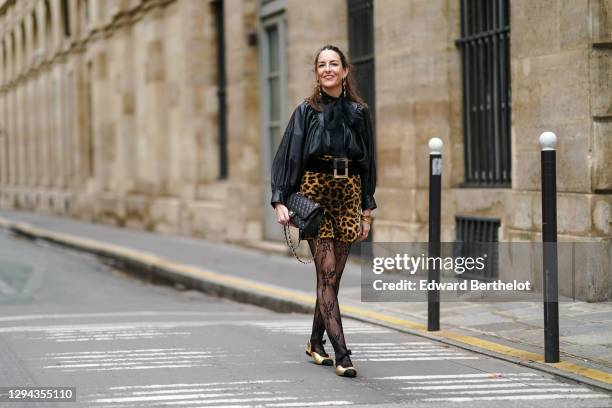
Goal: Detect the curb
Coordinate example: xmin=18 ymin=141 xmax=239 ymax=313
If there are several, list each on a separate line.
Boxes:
xmin=1 ymin=216 xmax=610 ymax=393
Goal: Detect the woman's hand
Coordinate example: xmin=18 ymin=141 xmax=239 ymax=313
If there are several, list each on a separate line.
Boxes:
xmin=359 ymin=220 xmax=371 ymax=241
xmin=359 ymin=209 xmax=372 ymax=241
xmin=274 ymin=203 xmax=296 ymax=228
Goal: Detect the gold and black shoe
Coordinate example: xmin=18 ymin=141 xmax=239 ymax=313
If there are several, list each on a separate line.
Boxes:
xmin=306 ymin=339 xmax=333 ymax=366
xmin=335 ymin=349 xmax=357 ymax=377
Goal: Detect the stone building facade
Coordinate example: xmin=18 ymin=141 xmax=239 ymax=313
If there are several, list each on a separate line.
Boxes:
xmin=0 ymin=0 xmax=610 ymax=300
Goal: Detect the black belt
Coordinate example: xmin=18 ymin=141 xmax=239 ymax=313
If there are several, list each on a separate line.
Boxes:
xmin=305 ymin=157 xmax=360 ymax=178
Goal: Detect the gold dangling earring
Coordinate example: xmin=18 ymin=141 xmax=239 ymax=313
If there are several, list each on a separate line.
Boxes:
xmin=342 ymin=78 xmax=346 ymax=98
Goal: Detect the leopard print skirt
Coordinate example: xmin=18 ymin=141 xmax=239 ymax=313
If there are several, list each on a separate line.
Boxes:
xmin=298 ymin=156 xmax=362 ymax=243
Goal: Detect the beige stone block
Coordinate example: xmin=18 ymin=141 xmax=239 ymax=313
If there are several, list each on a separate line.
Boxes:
xmin=592 ymin=0 xmax=612 ymax=40
xmin=513 ymin=50 xmax=590 ymax=129
xmin=512 ymin=0 xmax=561 ymax=59
xmin=375 ymin=187 xmax=416 ymax=224
xmin=590 ymin=48 xmax=612 ymax=118
xmin=512 ymin=134 xmax=541 ymax=191
xmin=95 ymin=51 xmax=108 ymax=80
xmin=592 ymin=195 xmax=612 ymax=236
xmin=377 ymin=147 xmax=403 ymax=188
xmin=145 ymin=39 xmax=165 ymax=83
xmin=593 ymin=120 xmax=612 ymax=191
xmin=506 ymin=228 xmax=537 ymax=242
xmin=559 ymin=0 xmax=590 ymax=49
xmin=451 ymin=188 xmax=507 ymax=219
xmin=190 ymin=201 xmax=227 ymax=241
xmin=448 ymin=138 xmax=465 ymax=187
xmin=124 ymin=194 xmax=150 ymax=229
xmin=567 ymin=239 xmax=612 ymax=301
xmin=507 ymin=192 xmax=535 ymax=231
xmin=535 ymin=193 xmax=592 ymax=236
xmin=151 ymin=197 xmax=181 ymax=234
xmin=372 ymin=220 xmax=427 ymax=243
xmin=376 ymin=102 xmax=415 ymax=149
xmin=513 ymin=120 xmax=591 ymax=193
xmin=95 ymin=193 xmax=124 ymax=227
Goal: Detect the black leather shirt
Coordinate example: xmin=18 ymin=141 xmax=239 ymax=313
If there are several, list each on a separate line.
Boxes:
xmin=270 ymin=95 xmax=377 ymax=211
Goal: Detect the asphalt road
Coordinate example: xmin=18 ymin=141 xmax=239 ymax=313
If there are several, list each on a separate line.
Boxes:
xmin=0 ymin=229 xmax=610 ymax=408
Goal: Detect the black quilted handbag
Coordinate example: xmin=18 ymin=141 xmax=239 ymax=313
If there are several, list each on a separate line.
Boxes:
xmin=283 ymin=192 xmax=323 ymax=263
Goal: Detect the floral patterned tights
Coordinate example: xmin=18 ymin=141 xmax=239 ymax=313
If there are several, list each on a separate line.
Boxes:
xmin=307 ymin=238 xmax=352 ymax=364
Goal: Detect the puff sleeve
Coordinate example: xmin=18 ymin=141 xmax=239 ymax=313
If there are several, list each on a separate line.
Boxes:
xmin=360 ymin=106 xmax=377 ymax=211
xmin=270 ymin=103 xmax=307 ymax=209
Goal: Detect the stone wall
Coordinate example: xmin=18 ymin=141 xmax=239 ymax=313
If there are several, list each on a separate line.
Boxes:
xmin=0 ymin=0 xmax=610 ymax=300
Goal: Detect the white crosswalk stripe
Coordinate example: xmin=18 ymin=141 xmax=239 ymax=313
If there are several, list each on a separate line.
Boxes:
xmin=351 ymin=341 xmax=479 ymax=361
xmin=251 ymin=320 xmax=391 ymax=334
xmin=42 ymin=348 xmax=222 ymax=372
xmin=86 ymin=380 xmax=354 ymax=407
xmin=377 ymin=372 xmax=611 ymax=402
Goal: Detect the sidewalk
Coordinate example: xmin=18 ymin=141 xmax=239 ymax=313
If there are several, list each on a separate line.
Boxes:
xmin=0 ymin=208 xmax=610 ymax=391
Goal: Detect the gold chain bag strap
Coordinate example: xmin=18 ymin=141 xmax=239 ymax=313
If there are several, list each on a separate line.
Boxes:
xmin=283 ymin=192 xmax=323 ymax=264
xmin=283 ymin=223 xmax=314 ymax=264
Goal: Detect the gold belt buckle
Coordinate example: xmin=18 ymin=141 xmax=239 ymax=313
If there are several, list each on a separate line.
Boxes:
xmin=333 ymin=158 xmax=349 ymax=179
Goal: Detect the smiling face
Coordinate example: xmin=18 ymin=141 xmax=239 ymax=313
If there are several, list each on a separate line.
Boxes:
xmin=316 ymin=49 xmax=348 ymax=97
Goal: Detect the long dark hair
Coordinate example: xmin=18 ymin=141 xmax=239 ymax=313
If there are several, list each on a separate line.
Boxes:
xmin=307 ymin=45 xmax=367 ymax=112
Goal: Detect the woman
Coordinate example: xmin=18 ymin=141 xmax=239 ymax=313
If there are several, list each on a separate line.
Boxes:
xmin=270 ymin=45 xmax=376 ymax=378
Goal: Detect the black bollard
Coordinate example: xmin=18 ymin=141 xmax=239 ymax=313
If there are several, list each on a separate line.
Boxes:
xmin=540 ymin=131 xmax=560 ymax=363
xmin=428 ymin=138 xmax=443 ymax=331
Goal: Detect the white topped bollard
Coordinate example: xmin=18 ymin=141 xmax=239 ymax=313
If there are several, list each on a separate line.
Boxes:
xmin=427 ymin=137 xmax=443 ymax=331
xmin=539 ymin=131 xmax=557 ymax=151
xmin=428 ymin=137 xmax=444 ymax=155
xmin=539 ymin=131 xmax=559 ymax=363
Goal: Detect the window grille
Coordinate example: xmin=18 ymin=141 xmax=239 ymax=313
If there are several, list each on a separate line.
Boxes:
xmin=456 ymin=0 xmax=511 ymax=186
xmin=455 ymin=215 xmax=500 ymax=280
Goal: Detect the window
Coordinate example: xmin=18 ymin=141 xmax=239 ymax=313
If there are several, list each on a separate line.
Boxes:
xmin=62 ymin=0 xmax=71 ymax=37
xmin=20 ymin=22 xmax=26 ymax=69
xmin=456 ymin=0 xmax=511 ymax=186
xmin=31 ymin=12 xmax=38 ymax=54
xmin=44 ymin=0 xmax=52 ymax=50
xmin=261 ymin=15 xmax=286 ymax=162
xmin=348 ymin=0 xmax=375 ymax=254
xmin=212 ymin=0 xmax=227 ymax=180
xmin=347 ymin=0 xmax=375 ymax=123
xmin=259 ymin=1 xmax=287 ymax=241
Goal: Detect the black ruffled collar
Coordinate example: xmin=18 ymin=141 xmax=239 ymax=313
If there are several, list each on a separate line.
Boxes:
xmin=321 ymin=90 xmax=353 ymax=131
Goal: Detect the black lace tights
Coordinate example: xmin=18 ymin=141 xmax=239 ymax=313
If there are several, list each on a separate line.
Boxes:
xmin=307 ymin=238 xmax=352 ymax=361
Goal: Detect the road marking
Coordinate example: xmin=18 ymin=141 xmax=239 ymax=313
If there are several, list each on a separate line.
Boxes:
xmin=45 ymin=351 xmax=216 ymax=359
xmin=43 ymin=348 xmax=223 ymax=372
xmin=93 ymin=391 xmax=279 ymax=403
xmin=424 ymin=394 xmax=610 ymax=402
xmin=47 ymin=348 xmax=199 ymax=355
xmin=108 ymin=380 xmax=291 ymax=390
xmin=0 ymin=320 xmax=268 ymax=333
xmin=365 ymin=357 xmax=480 ymax=361
xmin=400 ymin=378 xmax=542 ymax=384
xmin=251 ymin=321 xmax=391 ymax=334
xmin=378 ymin=372 xmax=611 ymax=403
xmin=350 ymin=342 xmax=432 ymax=346
xmin=374 ymin=373 xmax=539 ymax=380
xmin=436 ymin=388 xmax=594 ymax=395
xmin=266 ymin=402 xmax=353 ymax=407
xmin=0 ymin=311 xmax=255 ymax=322
xmin=61 ymin=364 xmax=211 ymax=372
xmin=400 ymin=382 xmax=571 ymax=390
xmin=87 ymin=381 xmax=355 ymax=407
xmin=92 ymin=395 xmax=299 ymax=404
xmin=351 ymin=341 xmax=479 ymax=361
